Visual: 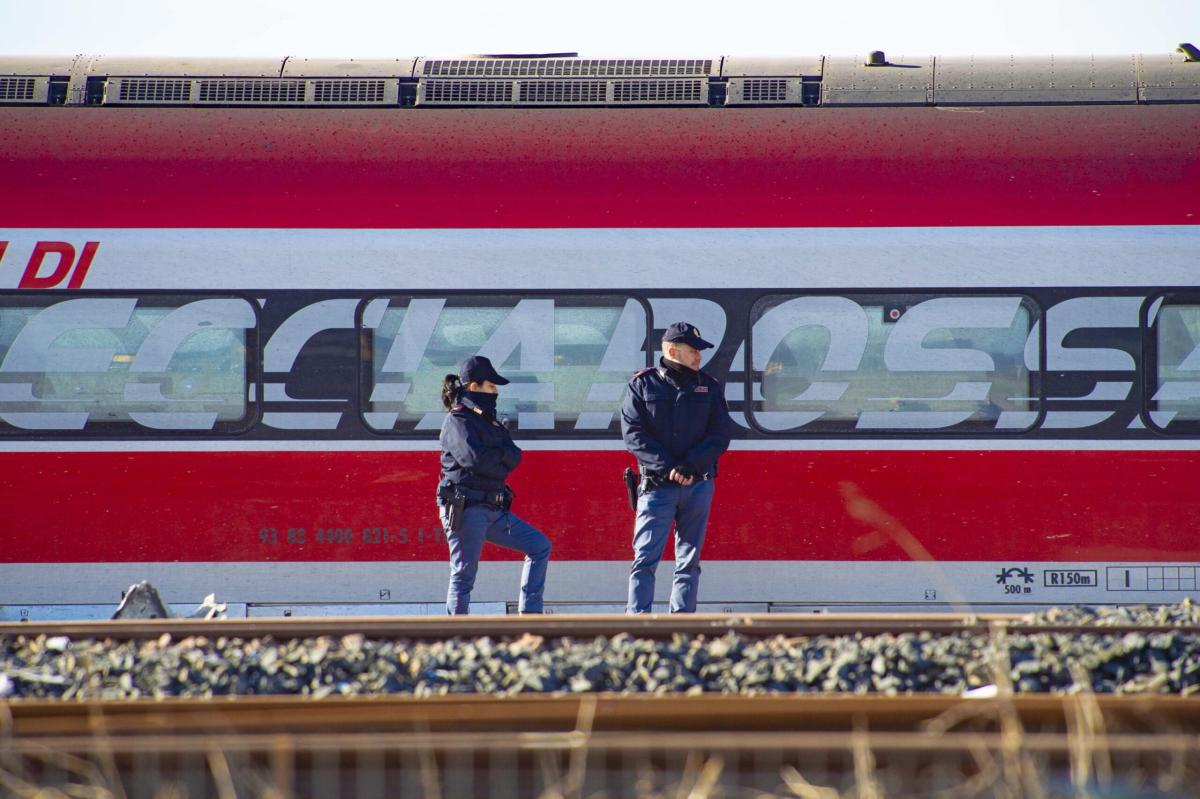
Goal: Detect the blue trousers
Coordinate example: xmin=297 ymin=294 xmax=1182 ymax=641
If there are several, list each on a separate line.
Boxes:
xmin=441 ymin=504 xmax=551 ymax=615
xmin=627 ymin=479 xmax=715 ymax=614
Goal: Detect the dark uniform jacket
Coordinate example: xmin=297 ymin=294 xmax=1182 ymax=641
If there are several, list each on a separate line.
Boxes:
xmin=439 ymin=394 xmax=522 ymax=492
xmin=620 ymin=359 xmax=735 ymax=479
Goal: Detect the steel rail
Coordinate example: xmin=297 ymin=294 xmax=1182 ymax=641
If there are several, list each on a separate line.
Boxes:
xmin=5 ymin=729 xmax=1200 ymax=755
xmin=4 ymin=613 xmax=1199 ymax=641
xmin=7 ymin=704 xmax=1196 ymax=799
xmin=7 ymin=695 xmax=1200 ymax=738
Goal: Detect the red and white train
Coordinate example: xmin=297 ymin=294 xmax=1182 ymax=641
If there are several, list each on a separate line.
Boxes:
xmin=1 ymin=52 xmax=1198 ymax=618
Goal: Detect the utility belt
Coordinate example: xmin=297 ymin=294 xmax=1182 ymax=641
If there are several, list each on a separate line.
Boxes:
xmin=462 ymin=485 xmax=514 ymax=510
xmin=641 ymin=471 xmax=710 ymax=490
xmin=436 ymin=483 xmax=514 ymax=534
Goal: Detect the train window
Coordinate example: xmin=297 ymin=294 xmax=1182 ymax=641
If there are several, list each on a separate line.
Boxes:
xmin=361 ymin=295 xmax=648 ymax=434
xmin=0 ymin=296 xmax=257 ymax=433
xmin=748 ymin=294 xmax=1039 ymax=433
xmin=1148 ymin=302 xmax=1200 ymax=430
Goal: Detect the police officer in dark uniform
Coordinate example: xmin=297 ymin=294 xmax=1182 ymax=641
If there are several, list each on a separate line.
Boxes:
xmin=620 ymin=322 xmax=735 ymax=614
xmin=437 ymin=356 xmax=552 ymax=615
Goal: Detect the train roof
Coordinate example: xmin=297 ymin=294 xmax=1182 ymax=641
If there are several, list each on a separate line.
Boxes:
xmin=0 ymin=49 xmax=1198 ymax=108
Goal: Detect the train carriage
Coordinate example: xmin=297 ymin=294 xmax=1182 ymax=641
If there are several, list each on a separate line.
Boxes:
xmin=1 ymin=51 xmax=1198 ymax=618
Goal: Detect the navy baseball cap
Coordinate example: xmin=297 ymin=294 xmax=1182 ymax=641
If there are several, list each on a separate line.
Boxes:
xmin=459 ymin=355 xmax=510 ymax=385
xmin=662 ymin=321 xmax=714 ymax=350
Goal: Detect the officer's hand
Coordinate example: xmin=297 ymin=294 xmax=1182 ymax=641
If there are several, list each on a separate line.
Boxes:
xmin=668 ymin=469 xmax=695 ymax=486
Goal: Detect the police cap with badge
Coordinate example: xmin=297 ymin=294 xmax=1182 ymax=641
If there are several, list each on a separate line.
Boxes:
xmin=460 ymin=355 xmax=510 ymax=385
xmin=662 ymin=321 xmax=714 ymax=351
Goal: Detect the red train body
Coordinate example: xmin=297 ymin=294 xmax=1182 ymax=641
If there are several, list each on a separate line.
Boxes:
xmin=2 ymin=53 xmax=1198 ymax=616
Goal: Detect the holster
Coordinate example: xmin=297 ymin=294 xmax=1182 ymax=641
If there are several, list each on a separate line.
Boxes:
xmin=436 ymin=483 xmax=468 ymax=533
xmin=622 ymin=467 xmax=638 ymax=511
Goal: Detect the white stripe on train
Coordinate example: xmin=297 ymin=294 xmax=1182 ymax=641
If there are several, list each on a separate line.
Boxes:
xmin=0 ymin=226 xmax=1197 ymax=290
xmin=2 ymin=561 xmax=1195 ymax=610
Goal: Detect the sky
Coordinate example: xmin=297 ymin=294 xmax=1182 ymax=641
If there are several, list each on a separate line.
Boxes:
xmin=0 ymin=0 xmax=1195 ymax=59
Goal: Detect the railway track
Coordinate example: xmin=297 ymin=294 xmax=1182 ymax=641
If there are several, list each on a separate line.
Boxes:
xmin=5 ymin=612 xmax=1200 ymax=701
xmin=5 ymin=611 xmax=1200 ymax=734
xmin=5 ymin=614 xmax=1200 ymax=797
xmin=6 ymin=610 xmax=1200 ymax=641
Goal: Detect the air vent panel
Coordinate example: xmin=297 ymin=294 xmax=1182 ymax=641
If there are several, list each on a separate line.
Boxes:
xmin=422 ymin=58 xmax=713 ymax=78
xmin=197 ymin=79 xmax=305 ymax=104
xmin=518 ymin=80 xmax=607 ymax=104
xmin=0 ymin=75 xmax=52 ymax=104
xmin=418 ymin=76 xmax=709 ymax=106
xmin=725 ymin=77 xmax=806 ymax=105
xmin=0 ymin=76 xmax=38 ymax=101
xmin=745 ymin=79 xmax=788 ymax=102
xmin=106 ymin=77 xmax=398 ymax=105
xmin=312 ymin=79 xmax=390 ymax=104
xmin=420 ymin=80 xmax=514 ymax=105
xmin=114 ymin=78 xmax=191 ymax=103
xmin=611 ymin=79 xmax=704 ymax=104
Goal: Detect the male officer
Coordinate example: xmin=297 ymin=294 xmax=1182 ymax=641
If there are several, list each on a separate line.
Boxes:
xmin=620 ymin=322 xmax=735 ymax=614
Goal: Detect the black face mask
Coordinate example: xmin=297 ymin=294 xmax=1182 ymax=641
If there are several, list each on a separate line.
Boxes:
xmin=462 ymin=390 xmax=498 ymax=415
xmin=660 ymin=355 xmax=698 ymax=384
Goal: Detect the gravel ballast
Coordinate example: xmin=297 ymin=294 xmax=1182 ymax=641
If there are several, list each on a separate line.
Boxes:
xmin=4 ymin=603 xmax=1200 ymax=700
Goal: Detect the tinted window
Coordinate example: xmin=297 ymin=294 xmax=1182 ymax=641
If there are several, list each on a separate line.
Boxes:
xmin=363 ymin=295 xmax=647 ymax=434
xmin=1151 ymin=303 xmax=1200 ymax=427
xmin=749 ymin=295 xmax=1038 ymax=432
xmin=0 ymin=296 xmax=255 ymax=432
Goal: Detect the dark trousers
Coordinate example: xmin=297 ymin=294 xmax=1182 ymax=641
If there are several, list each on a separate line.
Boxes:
xmin=441 ymin=504 xmax=551 ymax=615
xmin=627 ymin=480 xmax=715 ymax=614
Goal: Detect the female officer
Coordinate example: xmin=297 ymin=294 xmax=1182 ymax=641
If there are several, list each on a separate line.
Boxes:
xmin=437 ymin=355 xmax=552 ymax=614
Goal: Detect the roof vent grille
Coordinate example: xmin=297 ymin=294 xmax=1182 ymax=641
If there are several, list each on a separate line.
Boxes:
xmin=423 ymin=58 xmax=712 ymax=77
xmin=421 ymin=79 xmax=514 ymax=105
xmin=0 ymin=77 xmax=37 ymax=101
xmin=612 ymin=79 xmax=704 ymax=103
xmin=725 ymin=77 xmax=805 ymax=105
xmin=197 ymin=79 xmax=305 ymax=104
xmin=116 ymin=78 xmax=191 ymax=102
xmin=312 ymin=79 xmax=387 ymax=103
xmin=742 ymin=78 xmax=789 ymax=102
xmin=518 ymin=79 xmax=606 ymax=104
